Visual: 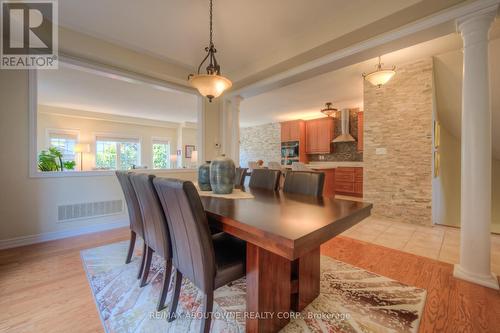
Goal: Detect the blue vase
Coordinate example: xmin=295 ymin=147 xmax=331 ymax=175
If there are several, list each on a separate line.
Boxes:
xmin=198 ymin=161 xmax=212 ymax=191
xmin=210 ymin=155 xmax=235 ymax=194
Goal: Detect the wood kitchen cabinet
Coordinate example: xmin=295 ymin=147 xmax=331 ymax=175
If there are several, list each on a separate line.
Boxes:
xmin=335 ymin=167 xmax=363 ymax=197
xmin=281 ymin=120 xmax=303 ymax=142
xmin=357 ymin=112 xmax=364 ymax=152
xmin=305 ymin=117 xmax=334 ymax=154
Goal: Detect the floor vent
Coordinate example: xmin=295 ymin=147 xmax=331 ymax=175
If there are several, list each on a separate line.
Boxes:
xmin=58 ymin=200 xmax=123 ymax=222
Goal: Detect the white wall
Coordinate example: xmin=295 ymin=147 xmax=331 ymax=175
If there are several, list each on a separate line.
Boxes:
xmin=0 ymin=26 xmax=224 ymax=247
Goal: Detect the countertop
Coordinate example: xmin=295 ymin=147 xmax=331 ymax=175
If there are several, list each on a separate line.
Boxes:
xmin=306 ymin=161 xmax=363 ymax=169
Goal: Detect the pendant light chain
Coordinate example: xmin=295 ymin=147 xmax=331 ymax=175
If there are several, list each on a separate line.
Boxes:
xmin=209 ymin=0 xmax=213 ymax=46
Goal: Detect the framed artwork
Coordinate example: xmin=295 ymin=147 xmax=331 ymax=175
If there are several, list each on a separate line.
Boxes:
xmin=185 ymin=145 xmax=195 ymax=159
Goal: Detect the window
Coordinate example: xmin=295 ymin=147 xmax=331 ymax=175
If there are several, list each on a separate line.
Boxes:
xmin=152 ymin=140 xmax=171 ymax=169
xmin=95 ymin=136 xmax=140 ymax=170
xmin=48 ymin=131 xmax=77 ymax=163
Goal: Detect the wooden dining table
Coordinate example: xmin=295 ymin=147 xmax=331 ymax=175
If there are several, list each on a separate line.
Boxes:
xmin=200 ymin=188 xmax=372 ymax=333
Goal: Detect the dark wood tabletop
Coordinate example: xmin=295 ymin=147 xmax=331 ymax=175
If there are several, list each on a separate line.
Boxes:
xmin=201 ymin=188 xmax=372 ymax=260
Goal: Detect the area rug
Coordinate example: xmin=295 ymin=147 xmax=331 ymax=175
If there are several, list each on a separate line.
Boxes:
xmin=81 ymin=241 xmax=426 ymax=333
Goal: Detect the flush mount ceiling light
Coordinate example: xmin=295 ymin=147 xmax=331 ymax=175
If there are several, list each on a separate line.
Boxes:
xmin=188 ymin=0 xmax=232 ymax=102
xmin=320 ymin=102 xmax=338 ymax=117
xmin=362 ymin=56 xmax=396 ymax=88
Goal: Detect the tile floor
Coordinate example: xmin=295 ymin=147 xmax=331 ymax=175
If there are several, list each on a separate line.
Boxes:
xmin=339 ymin=213 xmax=500 ymax=276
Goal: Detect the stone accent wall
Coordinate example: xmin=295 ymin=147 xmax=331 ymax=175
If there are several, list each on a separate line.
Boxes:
xmin=240 ymin=123 xmax=281 ymax=168
xmin=364 ymin=58 xmax=433 ymax=225
xmin=308 ymin=110 xmax=363 ymax=162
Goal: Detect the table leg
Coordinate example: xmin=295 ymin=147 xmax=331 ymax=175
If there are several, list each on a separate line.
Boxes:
xmin=246 ymin=243 xmax=291 ymax=333
xmin=292 ymin=247 xmax=321 ymax=311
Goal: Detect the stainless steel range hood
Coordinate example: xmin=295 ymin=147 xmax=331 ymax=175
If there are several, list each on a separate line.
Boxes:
xmin=332 ymin=109 xmax=355 ymax=142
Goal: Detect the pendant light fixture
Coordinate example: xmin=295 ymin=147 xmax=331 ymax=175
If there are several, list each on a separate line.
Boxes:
xmin=320 ymin=102 xmax=338 ymax=117
xmin=362 ymin=56 xmax=396 ymax=88
xmin=188 ymin=0 xmax=232 ymax=102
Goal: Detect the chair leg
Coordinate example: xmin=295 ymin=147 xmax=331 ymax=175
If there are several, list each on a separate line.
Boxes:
xmin=200 ymin=291 xmax=214 ymax=333
xmin=139 ymin=247 xmax=154 ymax=287
xmin=167 ymin=270 xmax=183 ymax=322
xmin=125 ymin=230 xmax=136 ymax=264
xmin=137 ymin=241 xmax=147 ymax=279
xmin=157 ymin=259 xmax=172 ymax=312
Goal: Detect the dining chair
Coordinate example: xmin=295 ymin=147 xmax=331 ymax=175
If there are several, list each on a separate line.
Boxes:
xmin=130 ymin=173 xmax=173 ymax=311
xmin=115 ymin=171 xmax=146 ymax=278
xmin=234 ymin=167 xmax=248 ymax=186
xmin=283 ymin=170 xmax=325 ymax=197
xmin=249 ymin=168 xmax=281 ymax=191
xmin=248 ymin=161 xmax=261 ymax=171
xmin=153 ymin=178 xmax=246 ymax=332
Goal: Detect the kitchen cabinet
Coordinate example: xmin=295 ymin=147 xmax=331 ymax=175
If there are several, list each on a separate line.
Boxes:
xmin=335 ymin=167 xmax=363 ymax=197
xmin=305 ymin=117 xmax=334 ymax=154
xmin=281 ymin=120 xmax=302 ymax=142
xmin=357 ymin=112 xmax=363 ymax=152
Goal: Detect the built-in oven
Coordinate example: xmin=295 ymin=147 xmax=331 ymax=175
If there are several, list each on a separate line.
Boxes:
xmin=281 ymin=141 xmax=299 ymax=165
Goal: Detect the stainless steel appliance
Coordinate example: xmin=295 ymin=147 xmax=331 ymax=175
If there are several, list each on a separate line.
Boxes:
xmin=281 ymin=141 xmax=299 ymax=165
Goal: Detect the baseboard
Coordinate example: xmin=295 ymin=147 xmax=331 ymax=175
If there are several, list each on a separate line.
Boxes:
xmin=0 ymin=219 xmax=129 ymax=250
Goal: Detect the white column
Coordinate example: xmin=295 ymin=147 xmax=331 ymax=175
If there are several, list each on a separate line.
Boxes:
xmin=231 ymin=95 xmax=243 ymax=167
xmin=453 ymin=6 xmax=499 ymax=290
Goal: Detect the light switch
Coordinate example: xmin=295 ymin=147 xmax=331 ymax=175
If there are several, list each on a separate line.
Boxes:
xmin=375 ymin=147 xmax=387 ymax=155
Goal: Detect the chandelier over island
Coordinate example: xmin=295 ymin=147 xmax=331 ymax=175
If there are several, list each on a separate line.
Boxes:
xmin=188 ymin=0 xmax=232 ymax=102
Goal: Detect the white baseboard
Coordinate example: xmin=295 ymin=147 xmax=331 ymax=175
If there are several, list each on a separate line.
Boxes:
xmin=0 ymin=219 xmax=129 ymax=250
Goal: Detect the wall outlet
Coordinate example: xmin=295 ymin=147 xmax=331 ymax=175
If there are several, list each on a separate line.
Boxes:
xmin=375 ymin=147 xmax=387 ymax=155
xmin=319 ymin=155 xmax=325 ymax=160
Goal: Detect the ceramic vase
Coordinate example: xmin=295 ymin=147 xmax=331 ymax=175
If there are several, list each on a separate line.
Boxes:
xmin=198 ymin=161 xmax=212 ymax=191
xmin=210 ymin=155 xmax=235 ymax=194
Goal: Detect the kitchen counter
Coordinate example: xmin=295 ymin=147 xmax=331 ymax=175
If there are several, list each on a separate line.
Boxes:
xmin=306 ymin=161 xmax=363 ymax=169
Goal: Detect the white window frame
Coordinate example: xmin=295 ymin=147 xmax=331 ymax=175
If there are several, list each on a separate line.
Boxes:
xmin=94 ymin=133 xmax=142 ymax=171
xmin=28 ymin=55 xmax=203 ymax=178
xmin=45 ymin=128 xmax=80 ymax=161
xmin=151 ymin=137 xmax=172 ymax=170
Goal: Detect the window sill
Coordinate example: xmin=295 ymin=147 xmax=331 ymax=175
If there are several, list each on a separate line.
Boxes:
xmin=29 ymin=168 xmax=197 ymax=178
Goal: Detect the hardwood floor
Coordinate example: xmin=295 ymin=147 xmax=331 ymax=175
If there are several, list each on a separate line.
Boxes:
xmin=0 ymin=228 xmax=499 ymax=332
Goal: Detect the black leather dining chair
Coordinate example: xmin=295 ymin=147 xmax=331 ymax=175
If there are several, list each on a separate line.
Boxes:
xmin=248 ymin=168 xmax=281 ymax=191
xmin=115 ymin=171 xmax=146 ymax=278
xmin=153 ymin=178 xmax=246 ymax=332
xmin=130 ymin=173 xmax=173 ymax=311
xmin=234 ymin=167 xmax=248 ymax=187
xmin=283 ymin=170 xmax=325 ymax=197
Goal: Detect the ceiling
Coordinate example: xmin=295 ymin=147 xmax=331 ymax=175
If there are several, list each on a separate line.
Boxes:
xmin=58 ymin=0 xmax=420 ymax=80
xmin=239 ymin=33 xmax=463 ymax=127
xmin=37 ymin=64 xmax=198 ymax=123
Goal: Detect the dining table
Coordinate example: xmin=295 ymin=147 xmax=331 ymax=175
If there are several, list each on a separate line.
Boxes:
xmin=200 ymin=187 xmax=372 ymax=333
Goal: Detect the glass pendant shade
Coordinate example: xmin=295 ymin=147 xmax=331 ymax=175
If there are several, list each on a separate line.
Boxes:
xmin=189 ymin=74 xmax=232 ymax=101
xmin=363 ymin=56 xmax=396 ymax=88
xmin=320 ymin=102 xmax=338 ymax=117
xmin=364 ymin=69 xmax=396 ymax=87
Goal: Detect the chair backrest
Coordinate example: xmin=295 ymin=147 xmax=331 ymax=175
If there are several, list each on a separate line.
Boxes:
xmin=115 ymin=171 xmax=144 ymax=238
xmin=249 ymin=168 xmax=281 ymax=191
xmin=130 ymin=174 xmax=171 ymax=259
xmin=291 ymin=162 xmax=310 ymax=171
xmin=235 ymin=167 xmax=248 ymax=186
xmin=268 ymin=161 xmax=282 ymax=170
xmin=283 ymin=171 xmax=325 ymax=197
xmin=153 ymin=178 xmax=216 ymax=292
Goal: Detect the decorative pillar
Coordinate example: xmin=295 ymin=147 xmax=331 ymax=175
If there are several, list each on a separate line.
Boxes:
xmin=453 ymin=6 xmax=499 ymax=290
xmin=231 ymin=95 xmax=243 ymax=167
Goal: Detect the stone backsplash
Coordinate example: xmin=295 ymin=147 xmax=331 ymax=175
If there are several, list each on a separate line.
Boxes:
xmin=239 ymin=122 xmax=281 ymax=168
xmin=307 ymin=110 xmax=363 ymax=162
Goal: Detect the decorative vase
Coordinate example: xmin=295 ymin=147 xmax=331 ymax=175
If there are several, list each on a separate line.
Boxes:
xmin=210 ymin=155 xmax=235 ymax=194
xmin=198 ymin=161 xmax=212 ymax=191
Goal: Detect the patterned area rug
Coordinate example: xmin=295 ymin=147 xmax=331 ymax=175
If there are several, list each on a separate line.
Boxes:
xmin=81 ymin=241 xmax=426 ymax=333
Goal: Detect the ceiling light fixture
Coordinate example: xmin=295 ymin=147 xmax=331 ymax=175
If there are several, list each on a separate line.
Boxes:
xmin=320 ymin=102 xmax=338 ymax=117
xmin=188 ymin=0 xmax=232 ymax=102
xmin=362 ymin=56 xmax=396 ymax=88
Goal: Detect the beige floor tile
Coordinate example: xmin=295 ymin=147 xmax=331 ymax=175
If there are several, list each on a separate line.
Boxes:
xmin=344 ymin=228 xmax=381 ymax=243
xmin=438 ymin=245 xmax=460 ymax=265
xmin=403 ymin=243 xmax=441 ymax=259
xmin=388 ymin=221 xmax=418 ymax=232
xmin=407 ymin=231 xmax=444 ymax=247
xmin=372 ymin=233 xmax=410 ymax=250
xmin=415 ymin=225 xmax=446 ymax=237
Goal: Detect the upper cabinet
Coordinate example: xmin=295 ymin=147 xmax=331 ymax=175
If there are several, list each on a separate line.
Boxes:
xmin=281 ymin=120 xmax=303 ymax=142
xmin=357 ymin=112 xmax=363 ymax=152
xmin=305 ymin=117 xmax=334 ymax=154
